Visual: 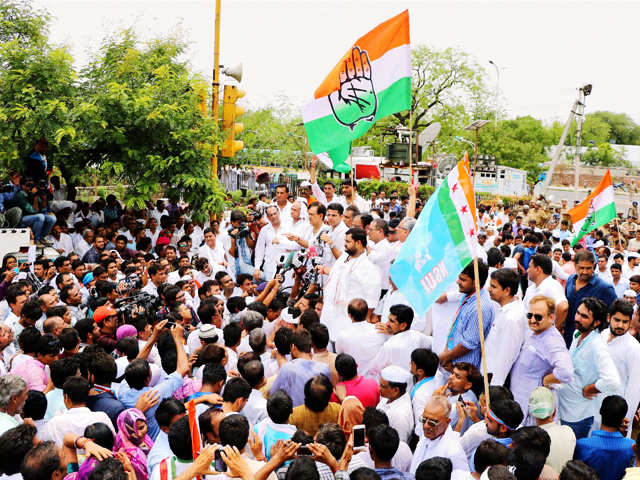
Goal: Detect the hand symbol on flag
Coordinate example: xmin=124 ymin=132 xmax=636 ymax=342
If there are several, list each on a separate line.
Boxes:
xmin=328 ymin=46 xmax=378 ymax=130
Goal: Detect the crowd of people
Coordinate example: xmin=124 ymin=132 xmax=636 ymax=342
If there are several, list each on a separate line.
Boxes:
xmin=1 ymin=156 xmax=640 ymax=480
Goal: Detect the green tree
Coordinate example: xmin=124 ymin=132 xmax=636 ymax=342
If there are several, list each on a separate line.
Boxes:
xmin=589 ymin=111 xmax=640 ymax=145
xmin=567 ymin=115 xmax=611 ymax=146
xmin=65 ymin=30 xmax=225 ymax=219
xmin=0 ymin=0 xmax=77 ymax=175
xmin=465 ymin=116 xmax=556 ymax=182
xmin=237 ymin=105 xmax=305 ymax=168
xmin=581 ymin=143 xmax=630 ymax=168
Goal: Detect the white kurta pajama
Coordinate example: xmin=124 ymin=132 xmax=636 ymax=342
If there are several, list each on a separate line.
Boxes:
xmin=485 ymin=299 xmax=528 ymax=386
xmin=320 ymin=252 xmax=381 ymax=341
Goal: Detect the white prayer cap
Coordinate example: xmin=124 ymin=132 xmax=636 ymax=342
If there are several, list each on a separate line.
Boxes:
xmin=624 ymin=289 xmax=636 ymax=298
xmin=628 ymin=252 xmax=640 ymax=259
xmin=280 ymin=308 xmax=299 ymax=325
xmin=593 ymin=240 xmax=605 ymax=248
xmin=380 ymin=365 xmax=411 ymax=385
xmin=299 ymin=181 xmax=312 ymax=188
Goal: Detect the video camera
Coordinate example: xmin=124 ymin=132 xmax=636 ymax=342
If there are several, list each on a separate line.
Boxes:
xmin=113 ymin=292 xmax=161 ymax=322
xmin=227 ymin=222 xmax=251 ymax=239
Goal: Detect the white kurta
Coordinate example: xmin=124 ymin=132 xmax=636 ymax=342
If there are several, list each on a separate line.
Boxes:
xmin=377 ymin=393 xmax=414 ymax=443
xmin=485 ymin=299 xmax=528 ymax=386
xmin=365 ymin=330 xmax=432 ymax=377
xmin=599 ymin=329 xmax=640 ymax=436
xmin=253 ymin=222 xmax=296 ymax=280
xmin=367 ymin=238 xmax=394 ymax=290
xmin=410 ymin=425 xmax=470 ymax=474
xmin=320 ymin=252 xmax=381 ymax=341
xmin=334 ymin=321 xmax=386 ymax=375
xmin=198 ymin=242 xmax=227 ymax=276
xmin=523 ymin=275 xmax=567 ymax=309
xmin=375 ymin=288 xmax=427 ymax=333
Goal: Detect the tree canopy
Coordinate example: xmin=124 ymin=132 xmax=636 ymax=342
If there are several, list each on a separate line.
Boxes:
xmin=0 ymin=0 xmax=225 ymax=219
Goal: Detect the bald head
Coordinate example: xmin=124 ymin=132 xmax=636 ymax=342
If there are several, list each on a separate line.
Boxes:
xmin=38 ymin=294 xmax=57 ymax=312
xmin=43 ymin=316 xmax=64 ymax=336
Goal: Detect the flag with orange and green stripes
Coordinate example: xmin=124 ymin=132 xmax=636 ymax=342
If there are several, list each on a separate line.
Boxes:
xmin=302 ymin=10 xmax=411 ymax=172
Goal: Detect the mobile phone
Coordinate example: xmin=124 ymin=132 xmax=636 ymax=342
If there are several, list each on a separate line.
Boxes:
xmin=458 ymin=395 xmax=464 ymax=404
xmin=298 ymin=445 xmax=312 ymax=456
xmin=353 ymin=424 xmax=366 ymax=448
xmin=214 ymin=449 xmax=227 ymax=472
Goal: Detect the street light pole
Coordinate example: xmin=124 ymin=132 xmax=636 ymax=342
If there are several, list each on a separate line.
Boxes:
xmin=211 ymin=0 xmax=222 ymax=179
xmin=489 ymin=60 xmax=500 ymax=128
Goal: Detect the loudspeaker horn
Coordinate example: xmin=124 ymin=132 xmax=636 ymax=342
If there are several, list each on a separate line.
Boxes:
xmin=222 ymin=63 xmax=243 ymax=83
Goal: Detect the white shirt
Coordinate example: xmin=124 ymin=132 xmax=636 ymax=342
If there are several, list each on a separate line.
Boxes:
xmin=410 ymin=425 xmax=469 ymax=474
xmin=485 ymin=299 xmax=528 ymax=386
xmin=354 ymin=439 xmax=413 ymax=473
xmin=254 ymin=222 xmax=296 ymax=280
xmin=375 ymin=288 xmax=426 ymax=333
xmin=335 ymin=321 xmax=386 ymax=376
xmin=74 ymin=238 xmax=91 ymax=260
xmin=198 ymin=242 xmax=227 ymax=276
xmin=557 ymin=330 xmax=621 ymax=423
xmin=600 ymin=328 xmax=640 ymax=436
xmin=310 ymin=182 xmax=347 ymax=208
xmin=366 ymin=330 xmax=432 ymax=377
xmin=540 ymin=422 xmax=576 ymax=473
xmin=328 ymin=221 xmax=348 ymax=264
xmin=38 ymin=406 xmax=115 ymax=446
xmin=46 ymin=233 xmax=74 ymax=254
xmin=523 ymin=275 xmax=567 ymax=310
xmin=320 ymin=252 xmax=381 ymax=341
xmin=377 ymin=393 xmax=414 ymax=443
xmin=411 ymin=377 xmax=439 ymax=437
xmin=141 ymin=282 xmax=159 ymax=297
xmin=240 ymin=389 xmax=267 ymax=427
xmin=367 ymin=238 xmax=394 ymax=290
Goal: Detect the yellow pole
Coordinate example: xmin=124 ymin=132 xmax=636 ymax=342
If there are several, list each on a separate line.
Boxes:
xmin=211 ymin=0 xmax=221 ymax=180
xmin=408 ymin=109 xmax=414 ymax=185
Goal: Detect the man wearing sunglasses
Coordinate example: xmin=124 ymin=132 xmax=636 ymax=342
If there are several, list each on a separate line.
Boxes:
xmin=410 ymin=395 xmax=469 ymax=474
xmin=557 ymin=297 xmax=621 ymax=440
xmin=510 ymin=295 xmax=573 ymax=425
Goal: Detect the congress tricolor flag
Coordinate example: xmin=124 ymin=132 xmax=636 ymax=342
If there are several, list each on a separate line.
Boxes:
xmin=302 ymin=10 xmax=411 ymax=172
xmin=390 ymin=154 xmax=478 ymax=315
xmin=568 ymin=170 xmax=617 ymax=246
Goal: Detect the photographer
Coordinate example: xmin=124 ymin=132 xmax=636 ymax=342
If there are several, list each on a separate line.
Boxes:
xmin=13 ymin=174 xmax=55 ymax=243
xmin=228 ymin=209 xmax=256 ymax=278
xmin=0 ymin=171 xmax=22 ymax=228
xmin=26 ymin=137 xmax=49 ymax=182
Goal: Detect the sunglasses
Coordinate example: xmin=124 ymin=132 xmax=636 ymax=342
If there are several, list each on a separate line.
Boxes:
xmin=526 ymin=313 xmax=544 ymax=322
xmin=420 ymin=416 xmax=442 ymax=428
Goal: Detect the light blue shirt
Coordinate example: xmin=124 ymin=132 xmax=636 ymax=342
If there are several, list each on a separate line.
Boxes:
xmin=118 ymin=371 xmax=183 ymax=440
xmin=45 ymin=388 xmax=66 ymax=420
xmin=557 ymin=330 xmax=621 ymax=423
xmin=147 ymin=431 xmax=172 ymax=476
xmin=270 ymin=358 xmax=331 ymax=407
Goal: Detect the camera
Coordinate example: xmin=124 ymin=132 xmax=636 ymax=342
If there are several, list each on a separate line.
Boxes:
xmin=227 ymin=222 xmax=251 ymax=239
xmin=113 ymin=292 xmax=161 ymax=322
xmin=0 ymin=183 xmax=14 ymax=194
xmin=119 ymin=273 xmax=143 ymax=293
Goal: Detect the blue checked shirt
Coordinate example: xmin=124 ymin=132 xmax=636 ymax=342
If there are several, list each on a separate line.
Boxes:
xmin=446 ymin=289 xmax=495 ymax=370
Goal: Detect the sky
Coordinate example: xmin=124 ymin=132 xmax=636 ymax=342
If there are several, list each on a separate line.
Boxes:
xmin=33 ymin=0 xmax=640 ymax=125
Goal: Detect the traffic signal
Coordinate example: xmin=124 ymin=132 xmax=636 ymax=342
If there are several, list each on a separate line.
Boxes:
xmin=221 ymin=85 xmax=245 ymax=157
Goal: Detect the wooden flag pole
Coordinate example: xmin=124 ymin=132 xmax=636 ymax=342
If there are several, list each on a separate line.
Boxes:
xmin=408 ymin=109 xmax=414 ymax=185
xmin=614 ymin=215 xmax=624 ymax=251
xmin=470 ymin=141 xmax=491 ymax=411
